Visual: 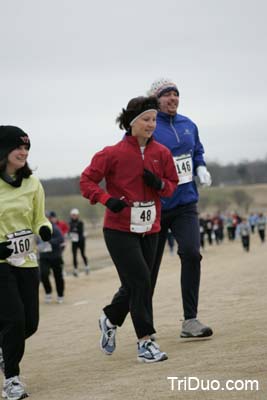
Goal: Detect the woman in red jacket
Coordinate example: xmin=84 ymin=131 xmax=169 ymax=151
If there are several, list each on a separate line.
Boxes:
xmin=80 ymin=96 xmax=178 ymax=363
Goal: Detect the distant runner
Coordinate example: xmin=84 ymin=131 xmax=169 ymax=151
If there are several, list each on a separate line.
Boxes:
xmin=69 ymin=209 xmax=90 ymax=276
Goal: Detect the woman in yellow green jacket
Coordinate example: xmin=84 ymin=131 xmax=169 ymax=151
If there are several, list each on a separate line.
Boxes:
xmin=0 ymin=125 xmax=52 ymax=400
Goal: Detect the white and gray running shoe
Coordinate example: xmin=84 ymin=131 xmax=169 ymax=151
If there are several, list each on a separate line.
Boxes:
xmin=99 ymin=313 xmax=117 ymax=355
xmin=137 ymin=340 xmax=168 ymax=363
xmin=2 ymin=376 xmax=28 ymax=400
xmin=180 ymin=318 xmax=213 ymax=338
xmin=84 ymin=265 xmax=90 ymax=275
xmin=57 ymin=296 xmax=64 ymax=304
xmin=44 ymin=294 xmax=52 ymax=304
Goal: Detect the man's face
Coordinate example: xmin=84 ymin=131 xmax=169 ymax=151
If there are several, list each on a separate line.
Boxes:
xmin=158 ymin=90 xmax=179 ymax=116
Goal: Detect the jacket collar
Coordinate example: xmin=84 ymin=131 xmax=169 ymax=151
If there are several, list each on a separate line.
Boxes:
xmin=157 ymin=111 xmax=178 ymax=122
xmin=124 ymin=132 xmax=154 ymax=146
xmin=0 ymin=172 xmax=23 ymax=187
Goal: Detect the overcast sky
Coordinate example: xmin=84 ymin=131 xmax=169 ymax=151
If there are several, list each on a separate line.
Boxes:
xmin=1 ymin=0 xmax=266 ymax=179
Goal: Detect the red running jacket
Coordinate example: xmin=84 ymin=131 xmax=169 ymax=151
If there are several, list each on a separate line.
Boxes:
xmin=80 ymin=135 xmax=178 ymax=234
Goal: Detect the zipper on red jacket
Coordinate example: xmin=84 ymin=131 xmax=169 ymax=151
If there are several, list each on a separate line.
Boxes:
xmin=170 ymin=115 xmax=180 ymax=143
xmin=143 ymin=145 xmax=148 ymax=201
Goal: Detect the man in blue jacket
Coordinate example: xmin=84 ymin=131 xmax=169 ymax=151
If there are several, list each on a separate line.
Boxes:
xmin=148 ymin=78 xmax=213 ymax=338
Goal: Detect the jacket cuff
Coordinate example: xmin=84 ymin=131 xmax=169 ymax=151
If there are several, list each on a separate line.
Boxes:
xmin=98 ymin=192 xmax=112 ymax=205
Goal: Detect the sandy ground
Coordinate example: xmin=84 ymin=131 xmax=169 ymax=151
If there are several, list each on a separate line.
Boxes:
xmin=19 ymin=233 xmax=267 ymax=400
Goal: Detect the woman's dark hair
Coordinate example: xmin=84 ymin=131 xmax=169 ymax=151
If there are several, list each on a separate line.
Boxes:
xmin=0 ymin=156 xmax=32 ymax=178
xmin=116 ymin=96 xmax=159 ymax=131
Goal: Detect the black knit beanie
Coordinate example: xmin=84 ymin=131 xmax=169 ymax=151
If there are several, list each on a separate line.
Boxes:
xmin=0 ymin=126 xmax=31 ymax=160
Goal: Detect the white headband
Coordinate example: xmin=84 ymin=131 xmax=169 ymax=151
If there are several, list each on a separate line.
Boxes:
xmin=129 ymin=109 xmax=157 ymax=127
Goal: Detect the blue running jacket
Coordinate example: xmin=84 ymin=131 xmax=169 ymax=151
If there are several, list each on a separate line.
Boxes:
xmin=153 ymin=111 xmax=207 ymax=210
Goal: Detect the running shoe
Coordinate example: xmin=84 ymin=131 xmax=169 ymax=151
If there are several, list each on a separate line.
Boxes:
xmin=44 ymin=294 xmax=52 ymax=304
xmin=99 ymin=313 xmax=117 ymax=355
xmin=84 ymin=265 xmax=90 ymax=275
xmin=72 ymin=269 xmax=79 ymax=277
xmin=137 ymin=340 xmax=168 ymax=363
xmin=2 ymin=376 xmax=28 ymax=400
xmin=57 ymin=296 xmax=64 ymax=304
xmin=180 ymin=319 xmax=213 ymax=338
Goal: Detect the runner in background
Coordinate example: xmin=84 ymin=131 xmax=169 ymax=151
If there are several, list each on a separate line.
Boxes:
xmin=205 ymin=214 xmax=213 ymax=245
xmin=69 ymin=209 xmax=90 ymax=276
xmin=48 ymin=211 xmax=69 ymax=237
xmin=47 ymin=211 xmax=69 ymax=270
xmin=39 ymin=213 xmax=65 ymax=303
xmin=212 ymin=213 xmax=223 ymax=245
xmin=225 ymin=212 xmax=235 ymax=241
xmin=80 ymin=95 xmax=178 ymax=363
xmin=256 ymin=212 xmax=266 ymax=243
xmin=147 ymin=78 xmax=213 ymax=339
xmin=248 ymin=212 xmax=257 ymax=234
xmin=0 ymin=126 xmax=52 ymax=399
xmin=199 ymin=216 xmax=206 ymax=250
xmin=232 ymin=212 xmax=241 ymax=239
xmin=236 ymin=217 xmax=250 ymax=252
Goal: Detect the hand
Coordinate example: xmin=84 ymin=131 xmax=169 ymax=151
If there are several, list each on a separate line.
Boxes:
xmin=196 ymin=166 xmax=212 ymax=187
xmin=39 ymin=226 xmax=52 ymax=241
xmin=0 ymin=241 xmax=13 ymax=260
xmin=105 ymin=198 xmax=127 ymax=213
xmin=143 ymin=169 xmax=163 ymax=190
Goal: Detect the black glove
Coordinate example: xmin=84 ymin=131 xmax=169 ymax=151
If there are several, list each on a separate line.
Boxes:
xmin=0 ymin=241 xmax=13 ymax=260
xmin=39 ymin=226 xmax=52 ymax=242
xmin=143 ymin=169 xmax=163 ymax=190
xmin=105 ymin=198 xmax=127 ymax=213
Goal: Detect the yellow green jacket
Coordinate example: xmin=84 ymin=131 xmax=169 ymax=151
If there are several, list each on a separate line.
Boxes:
xmin=0 ymin=175 xmax=52 ymax=267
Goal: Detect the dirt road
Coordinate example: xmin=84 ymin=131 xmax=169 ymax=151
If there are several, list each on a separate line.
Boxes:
xmin=21 ymin=234 xmax=267 ymax=399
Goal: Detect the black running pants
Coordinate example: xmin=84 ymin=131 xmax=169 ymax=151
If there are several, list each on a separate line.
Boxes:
xmin=151 ymin=203 xmax=202 ymax=320
xmin=39 ymin=256 xmax=64 ymax=297
xmin=71 ymin=240 xmax=88 ymax=269
xmin=103 ymin=229 xmax=158 ymax=339
xmin=0 ymin=264 xmax=39 ymax=378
